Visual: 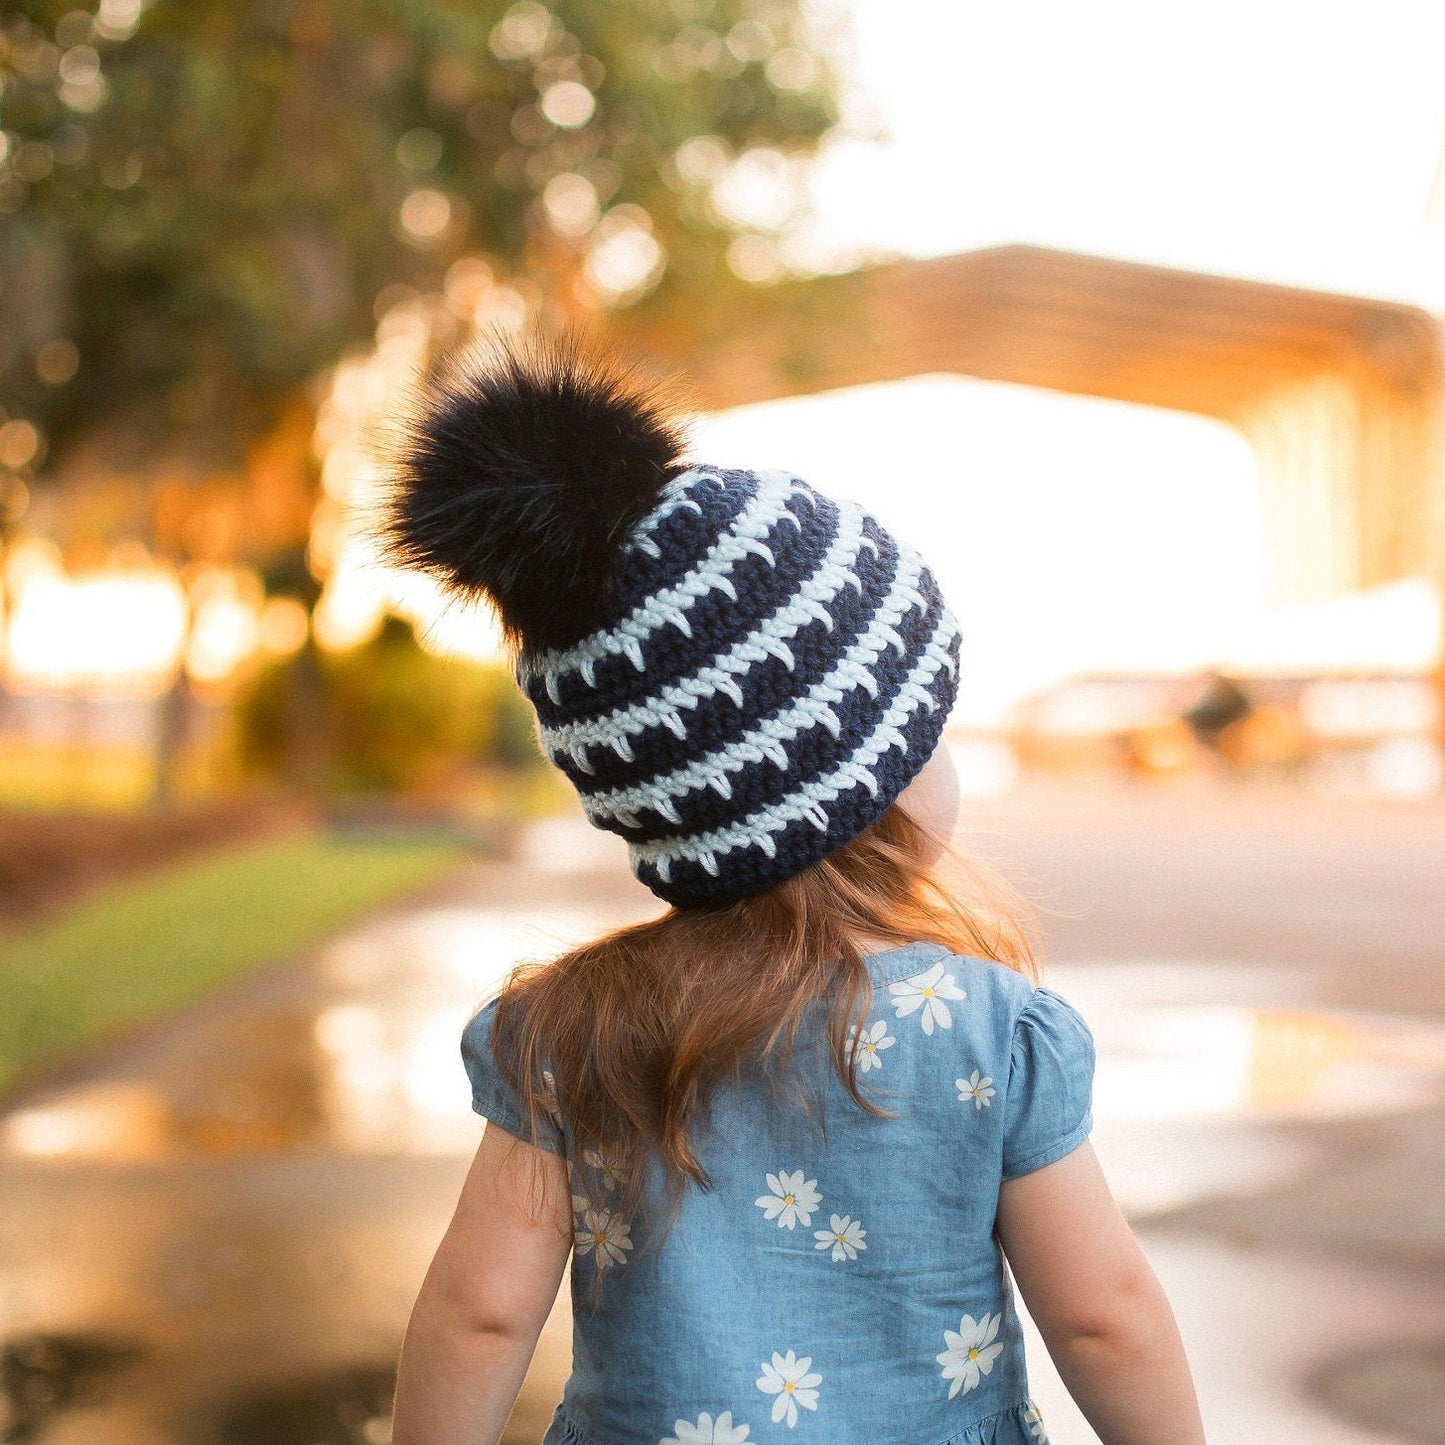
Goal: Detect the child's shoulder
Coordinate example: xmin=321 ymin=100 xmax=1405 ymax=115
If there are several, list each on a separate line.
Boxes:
xmin=871 ymin=941 xmax=1059 ymax=1042
xmin=947 ymin=953 xmax=1096 ymax=1076
xmin=461 ymin=992 xmax=502 ymax=1053
xmin=951 ymin=950 xmax=1040 ymax=1002
xmin=874 ymin=941 xmax=1038 ymax=1007
xmin=951 ymin=951 xmax=1061 ymax=1037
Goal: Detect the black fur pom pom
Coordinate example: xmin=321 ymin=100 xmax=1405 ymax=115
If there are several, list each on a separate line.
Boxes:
xmin=378 ymin=338 xmax=687 ymax=654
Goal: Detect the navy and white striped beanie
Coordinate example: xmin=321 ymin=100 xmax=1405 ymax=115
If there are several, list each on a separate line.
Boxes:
xmin=380 ymin=343 xmax=961 ymax=908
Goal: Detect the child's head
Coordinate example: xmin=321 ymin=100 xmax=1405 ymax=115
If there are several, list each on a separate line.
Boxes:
xmin=382 ymin=337 xmax=961 ymax=910
xmin=380 ymin=338 xmax=1038 ymax=1207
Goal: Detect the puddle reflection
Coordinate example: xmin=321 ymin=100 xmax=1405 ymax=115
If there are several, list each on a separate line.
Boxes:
xmin=209 ymin=1363 xmax=396 ymax=1445
xmin=4 ymin=931 xmax=1444 ymax=1167
xmin=312 ymin=1002 xmax=477 ymax=1155
xmin=1091 ymin=1003 xmax=1445 ymax=1123
xmin=1056 ymin=964 xmax=1445 ymax=1215
xmin=315 ymin=909 xmax=594 ymax=992
xmin=0 ymin=1330 xmax=142 ymax=1441
xmin=0 ymin=907 xmax=612 ymax=1164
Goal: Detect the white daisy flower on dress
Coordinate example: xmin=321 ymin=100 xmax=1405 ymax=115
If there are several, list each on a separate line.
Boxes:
xmin=574 ymin=1207 xmax=632 ymax=1268
xmin=660 ymin=1410 xmax=751 ymax=1444
xmin=847 ymin=1018 xmax=896 ymax=1073
xmin=937 ymin=1311 xmax=1004 ymax=1398
xmin=583 ymin=1147 xmax=623 ymax=1188
xmin=813 ymin=1213 xmax=867 ymax=1262
xmin=889 ymin=961 xmax=966 ymax=1034
xmin=1024 ymin=1401 xmax=1049 ymax=1441
xmin=754 ymin=1169 xmax=822 ymax=1230
xmin=956 ymin=1069 xmax=996 ymax=1110
xmin=755 ymin=1349 xmax=821 ymax=1428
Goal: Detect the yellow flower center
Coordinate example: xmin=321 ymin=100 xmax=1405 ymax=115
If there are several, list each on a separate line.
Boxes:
xmin=784 ymin=1381 xmax=795 ymax=1393
xmin=835 ymin=1232 xmax=846 ymax=1243
xmin=597 ymin=1232 xmax=608 ymax=1245
xmin=864 ymin=1043 xmax=875 ymax=1053
xmin=923 ymin=987 xmax=935 ymax=998
xmin=968 ymin=1348 xmax=980 ymax=1361
xmin=784 ymin=1194 xmax=795 ymax=1205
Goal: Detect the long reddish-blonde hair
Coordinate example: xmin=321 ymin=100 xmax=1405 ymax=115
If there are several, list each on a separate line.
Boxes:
xmin=489 ymin=800 xmax=1040 ymax=1219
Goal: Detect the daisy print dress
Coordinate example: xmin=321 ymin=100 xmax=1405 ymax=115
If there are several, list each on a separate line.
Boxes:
xmin=462 ymin=942 xmax=1095 ymax=1445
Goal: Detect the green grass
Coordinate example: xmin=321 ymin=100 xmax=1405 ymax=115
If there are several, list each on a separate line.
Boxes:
xmin=0 ymin=830 xmax=466 ymax=1098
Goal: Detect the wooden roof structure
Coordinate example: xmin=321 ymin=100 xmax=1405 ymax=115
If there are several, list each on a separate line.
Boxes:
xmin=638 ymin=244 xmax=1445 ymax=611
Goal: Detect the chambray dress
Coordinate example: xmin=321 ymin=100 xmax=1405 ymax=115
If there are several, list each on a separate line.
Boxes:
xmin=462 ymin=941 xmax=1095 ymax=1445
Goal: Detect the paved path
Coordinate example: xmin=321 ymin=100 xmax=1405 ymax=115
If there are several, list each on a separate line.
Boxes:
xmin=1 ymin=774 xmax=1442 ymax=1443
xmin=968 ymin=775 xmax=1445 ymax=1444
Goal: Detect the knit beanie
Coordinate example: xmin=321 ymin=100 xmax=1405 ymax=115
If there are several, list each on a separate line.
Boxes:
xmin=379 ymin=342 xmax=962 ymax=908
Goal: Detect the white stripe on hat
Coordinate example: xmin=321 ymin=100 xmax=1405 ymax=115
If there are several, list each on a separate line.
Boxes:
xmin=631 ymin=611 xmax=961 ymax=882
xmin=621 ymin=466 xmax=805 ymax=558
xmin=538 ymin=500 xmax=898 ymax=765
xmin=579 ymin=549 xmax=940 ymax=824
xmin=517 ymin=472 xmax=819 ymax=695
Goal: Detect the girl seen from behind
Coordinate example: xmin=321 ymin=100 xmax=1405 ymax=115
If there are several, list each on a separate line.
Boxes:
xmin=385 ymin=341 xmax=1206 ymax=1445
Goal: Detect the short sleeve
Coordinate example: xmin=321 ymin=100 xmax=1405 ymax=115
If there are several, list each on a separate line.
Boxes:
xmin=460 ymin=998 xmax=566 ymax=1156
xmin=1001 ymin=986 xmax=1096 ymax=1180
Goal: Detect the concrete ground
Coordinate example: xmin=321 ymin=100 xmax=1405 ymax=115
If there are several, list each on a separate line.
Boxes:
xmin=1 ymin=770 xmax=1442 ymax=1443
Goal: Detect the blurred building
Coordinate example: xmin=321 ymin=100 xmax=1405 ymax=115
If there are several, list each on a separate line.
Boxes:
xmin=1007 ymin=666 xmax=1440 ymax=797
xmin=641 ymin=243 xmax=1445 ymax=751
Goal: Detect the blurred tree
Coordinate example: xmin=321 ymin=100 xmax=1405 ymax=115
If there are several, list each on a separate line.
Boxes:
xmin=0 ymin=0 xmax=838 ymax=494
xmin=235 ymin=612 xmax=543 ymax=795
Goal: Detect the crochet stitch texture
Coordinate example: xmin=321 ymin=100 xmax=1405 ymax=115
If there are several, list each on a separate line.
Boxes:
xmin=518 ymin=464 xmax=963 ymax=906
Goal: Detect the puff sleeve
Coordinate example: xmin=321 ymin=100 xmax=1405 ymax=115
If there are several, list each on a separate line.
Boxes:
xmin=460 ymin=998 xmax=566 ymax=1156
xmin=1001 ymin=986 xmax=1096 ymax=1180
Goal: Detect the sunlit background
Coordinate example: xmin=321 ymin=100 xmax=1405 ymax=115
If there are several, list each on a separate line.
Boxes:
xmin=3 ymin=0 xmax=1441 ymax=811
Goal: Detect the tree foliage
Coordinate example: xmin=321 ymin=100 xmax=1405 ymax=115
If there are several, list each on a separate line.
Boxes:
xmin=234 ymin=613 xmax=545 ymax=794
xmin=0 ymin=0 xmax=837 ymax=476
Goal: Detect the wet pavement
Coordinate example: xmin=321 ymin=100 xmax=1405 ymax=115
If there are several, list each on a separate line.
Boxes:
xmin=0 ymin=821 xmax=658 ymax=1445
xmin=2 ymin=775 xmax=1444 ymax=1443
xmin=1023 ymin=959 xmax=1445 ymax=1444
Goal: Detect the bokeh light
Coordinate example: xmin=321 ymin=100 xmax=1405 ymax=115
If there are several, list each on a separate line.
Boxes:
xmin=538 ymin=79 xmax=595 ymax=129
xmin=4 ymin=546 xmax=185 ymax=695
xmin=398 ymin=188 xmax=453 ymax=243
xmin=542 ymin=172 xmax=601 ymax=236
xmin=0 ymin=420 xmax=42 ymax=470
xmin=489 ymin=1 xmax=554 ymax=63
xmin=35 ymin=339 xmax=80 ymax=386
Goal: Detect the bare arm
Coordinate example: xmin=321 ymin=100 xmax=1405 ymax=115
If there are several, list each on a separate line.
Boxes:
xmin=996 ymin=1142 xmax=1205 ymax=1445
xmin=392 ymin=1122 xmax=572 ymax=1445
